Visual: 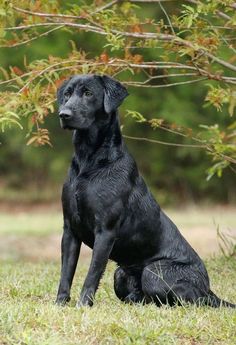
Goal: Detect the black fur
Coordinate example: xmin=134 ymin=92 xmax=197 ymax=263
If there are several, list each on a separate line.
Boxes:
xmin=56 ymin=74 xmax=235 ymax=308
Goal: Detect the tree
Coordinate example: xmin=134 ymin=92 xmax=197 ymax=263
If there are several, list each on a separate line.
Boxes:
xmin=0 ymin=0 xmax=236 ymax=180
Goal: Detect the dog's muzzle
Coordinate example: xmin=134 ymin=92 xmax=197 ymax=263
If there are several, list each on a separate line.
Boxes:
xmin=59 ymin=108 xmax=73 ymax=121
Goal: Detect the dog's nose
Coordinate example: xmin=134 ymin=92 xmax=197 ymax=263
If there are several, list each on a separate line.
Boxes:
xmin=59 ymin=109 xmax=73 ymax=120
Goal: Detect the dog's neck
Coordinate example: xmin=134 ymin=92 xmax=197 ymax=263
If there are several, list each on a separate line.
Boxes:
xmin=72 ymin=111 xmax=124 ymax=170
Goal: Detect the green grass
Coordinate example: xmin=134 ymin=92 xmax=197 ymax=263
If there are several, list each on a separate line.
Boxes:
xmin=0 ymin=207 xmax=236 ymax=344
xmin=0 ymin=205 xmax=235 ymax=237
xmin=0 ymin=211 xmax=62 ymax=236
xmin=0 ymin=257 xmax=236 ymax=345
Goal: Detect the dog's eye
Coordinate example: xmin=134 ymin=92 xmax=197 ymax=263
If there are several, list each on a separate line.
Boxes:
xmin=84 ymin=90 xmax=93 ymax=97
xmin=64 ymin=90 xmax=72 ymax=101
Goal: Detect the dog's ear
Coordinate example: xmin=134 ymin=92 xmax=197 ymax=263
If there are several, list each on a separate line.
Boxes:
xmin=98 ymin=75 xmax=129 ymax=114
xmin=57 ymin=78 xmax=70 ymax=105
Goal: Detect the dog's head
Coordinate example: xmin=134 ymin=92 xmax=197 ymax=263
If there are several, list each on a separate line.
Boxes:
xmin=57 ymin=74 xmax=128 ymax=130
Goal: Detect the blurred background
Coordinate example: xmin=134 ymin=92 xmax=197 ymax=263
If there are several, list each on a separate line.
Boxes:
xmin=0 ymin=1 xmax=235 ymax=262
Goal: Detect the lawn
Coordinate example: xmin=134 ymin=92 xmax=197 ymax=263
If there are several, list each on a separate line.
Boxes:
xmin=0 ymin=258 xmax=236 ymax=345
xmin=0 ymin=206 xmax=236 ymax=344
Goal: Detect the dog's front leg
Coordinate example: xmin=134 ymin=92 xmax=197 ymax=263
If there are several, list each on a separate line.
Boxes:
xmin=77 ymin=229 xmax=115 ymax=308
xmin=56 ymin=221 xmax=81 ymax=305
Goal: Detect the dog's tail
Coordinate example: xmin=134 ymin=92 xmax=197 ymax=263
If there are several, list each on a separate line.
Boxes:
xmin=199 ymin=290 xmax=236 ymax=308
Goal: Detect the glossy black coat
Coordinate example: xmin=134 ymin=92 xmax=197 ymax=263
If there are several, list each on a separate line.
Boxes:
xmin=56 ymin=74 xmax=235 ymax=308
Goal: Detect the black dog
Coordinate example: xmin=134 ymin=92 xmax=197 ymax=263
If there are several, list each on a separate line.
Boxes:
xmin=56 ymin=74 xmax=235 ymax=308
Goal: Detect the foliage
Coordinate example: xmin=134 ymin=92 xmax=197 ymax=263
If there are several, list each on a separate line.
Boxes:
xmin=0 ymin=0 xmax=236 ymax=183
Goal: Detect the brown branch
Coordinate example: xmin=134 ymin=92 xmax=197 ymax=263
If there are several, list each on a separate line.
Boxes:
xmin=157 ymin=123 xmax=213 ymax=148
xmin=5 ymin=20 xmax=236 ymax=73
xmin=125 ymin=77 xmax=207 ymax=88
xmin=0 ymin=61 xmax=197 ymax=87
xmin=91 ymin=0 xmax=118 ymax=14
xmin=4 ymin=21 xmax=174 ymax=41
xmin=175 ymin=38 xmax=236 ymax=73
xmin=202 ymin=49 xmax=236 ymax=72
xmin=158 ymin=0 xmax=175 ymax=35
xmin=124 ymin=135 xmax=236 ymax=164
xmin=186 ymin=0 xmax=232 ymax=21
xmin=1 ymin=58 xmax=236 ymax=89
xmin=133 ymin=0 xmax=233 ymax=22
xmin=5 ymin=22 xmax=106 ymax=35
xmin=122 ymin=62 xmax=198 ymax=70
xmin=123 ymin=134 xmax=206 ymax=148
xmin=17 ymin=61 xmax=203 ymax=92
xmin=216 ymin=153 xmax=236 ymax=165
xmin=0 ymin=26 xmax=63 ymax=48
xmin=17 ymin=59 xmax=85 ymax=93
xmin=0 ymin=71 xmax=33 ymax=86
xmin=152 ymin=122 xmax=236 ymax=164
xmin=34 ymin=64 xmax=236 ymax=85
xmin=12 ymin=6 xmax=85 ymax=20
xmin=129 ymin=72 xmax=199 ymax=81
xmin=215 ymin=10 xmax=231 ymax=21
xmin=12 ymin=5 xmax=235 ymax=31
xmin=12 ymin=6 xmax=106 ymax=31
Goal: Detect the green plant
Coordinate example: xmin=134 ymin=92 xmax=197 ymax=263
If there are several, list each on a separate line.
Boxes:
xmin=0 ymin=0 xmax=235 ymax=180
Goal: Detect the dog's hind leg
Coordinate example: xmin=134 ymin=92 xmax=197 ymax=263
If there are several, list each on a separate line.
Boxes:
xmin=114 ymin=267 xmax=147 ymax=304
xmin=141 ymin=260 xmax=210 ymax=307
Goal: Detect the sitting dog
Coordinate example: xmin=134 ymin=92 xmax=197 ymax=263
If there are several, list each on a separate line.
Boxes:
xmin=55 ymin=74 xmax=235 ymax=308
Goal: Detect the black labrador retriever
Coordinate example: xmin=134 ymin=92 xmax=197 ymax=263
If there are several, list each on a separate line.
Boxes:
xmin=55 ymin=74 xmax=235 ymax=308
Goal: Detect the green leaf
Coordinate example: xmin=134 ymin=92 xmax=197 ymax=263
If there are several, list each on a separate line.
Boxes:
xmin=126 ymin=110 xmax=146 ymax=123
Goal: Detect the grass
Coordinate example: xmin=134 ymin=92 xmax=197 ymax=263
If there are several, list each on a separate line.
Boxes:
xmin=0 ymin=258 xmax=236 ymax=345
xmin=0 ymin=210 xmax=62 ymax=236
xmin=0 ymin=206 xmax=236 ymax=344
xmin=0 ymin=205 xmax=235 ymax=237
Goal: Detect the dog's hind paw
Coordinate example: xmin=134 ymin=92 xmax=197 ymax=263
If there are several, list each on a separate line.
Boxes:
xmin=124 ymin=292 xmax=146 ymax=304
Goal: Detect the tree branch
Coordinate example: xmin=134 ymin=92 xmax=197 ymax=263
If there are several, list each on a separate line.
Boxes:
xmin=131 ymin=0 xmax=233 ymax=22
xmin=2 ymin=58 xmax=235 ymax=90
xmin=5 ymin=20 xmax=236 ymax=73
xmin=123 ymin=134 xmax=206 ymax=148
xmin=91 ymin=0 xmax=118 ymax=14
xmin=12 ymin=6 xmax=85 ymax=20
xmin=125 ymin=77 xmax=207 ymax=88
xmin=124 ymin=135 xmax=236 ymax=164
xmin=158 ymin=0 xmax=175 ymax=36
xmin=186 ymin=0 xmax=232 ymax=21
xmin=0 ymin=26 xmax=63 ymax=48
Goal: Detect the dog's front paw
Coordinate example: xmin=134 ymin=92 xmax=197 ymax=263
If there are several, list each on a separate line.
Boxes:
xmin=76 ymin=296 xmax=94 ymax=309
xmin=55 ymin=294 xmax=71 ymax=306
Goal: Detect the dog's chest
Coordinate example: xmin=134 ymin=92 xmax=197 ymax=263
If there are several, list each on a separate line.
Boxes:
xmin=67 ymin=176 xmax=101 ymax=246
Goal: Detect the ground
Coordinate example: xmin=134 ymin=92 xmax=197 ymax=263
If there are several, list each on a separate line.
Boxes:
xmin=0 ymin=204 xmax=236 ymax=344
xmin=0 ymin=203 xmax=235 ymax=261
